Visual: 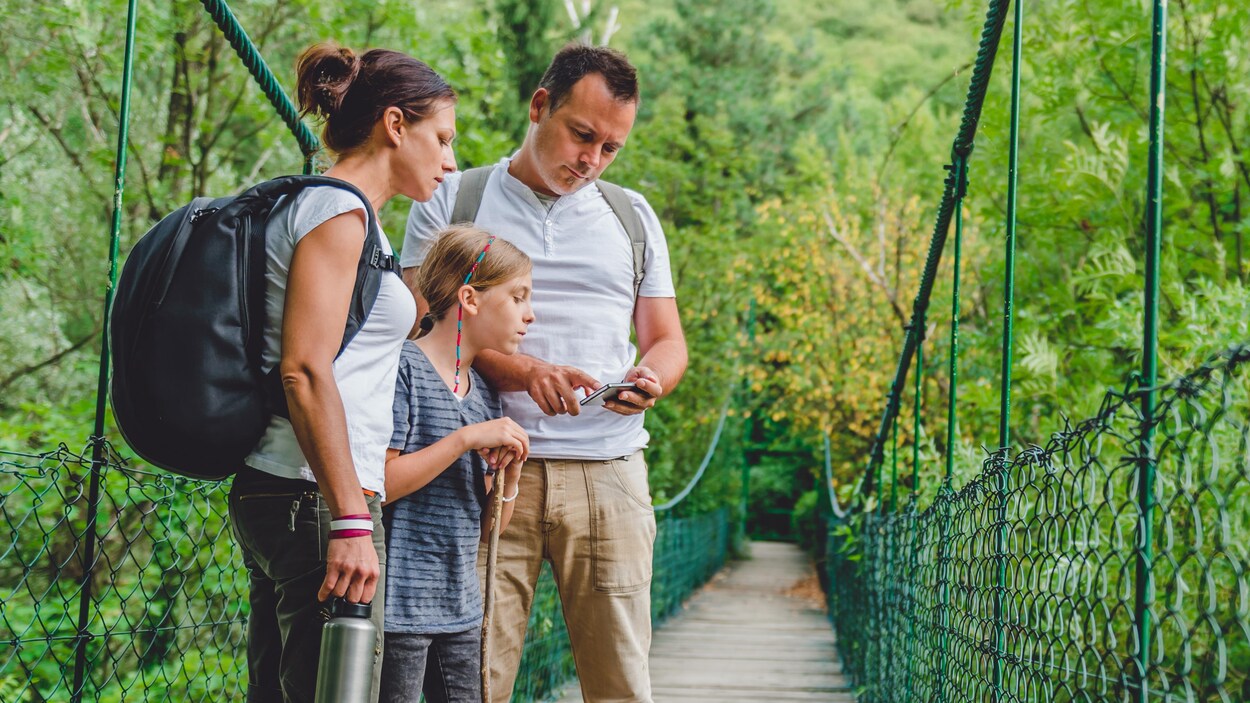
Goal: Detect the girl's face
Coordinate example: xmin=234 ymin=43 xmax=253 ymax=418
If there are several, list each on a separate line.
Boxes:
xmin=468 ymin=273 xmax=534 ymax=355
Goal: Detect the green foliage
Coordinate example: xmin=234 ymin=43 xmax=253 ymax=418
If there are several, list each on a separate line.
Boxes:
xmin=3 ymin=0 xmax=1250 ymax=696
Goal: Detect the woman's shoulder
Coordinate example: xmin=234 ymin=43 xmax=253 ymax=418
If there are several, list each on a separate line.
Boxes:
xmin=283 ymin=186 xmax=373 ymax=242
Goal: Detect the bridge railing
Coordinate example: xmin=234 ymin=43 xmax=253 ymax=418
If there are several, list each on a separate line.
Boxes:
xmin=825 ymin=346 xmax=1250 ymax=702
xmin=0 ymin=1 xmax=732 ymax=701
xmin=818 ymin=0 xmax=1250 ymax=700
xmin=0 ymin=445 xmax=728 ymax=702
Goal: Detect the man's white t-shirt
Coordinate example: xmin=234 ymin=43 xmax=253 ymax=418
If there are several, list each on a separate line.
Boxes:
xmin=246 ymin=187 xmax=417 ymax=498
xmin=403 ymin=158 xmax=676 ymax=460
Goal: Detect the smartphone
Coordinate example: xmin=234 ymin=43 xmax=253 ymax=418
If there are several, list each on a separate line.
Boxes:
xmin=579 ymin=383 xmax=643 ymax=407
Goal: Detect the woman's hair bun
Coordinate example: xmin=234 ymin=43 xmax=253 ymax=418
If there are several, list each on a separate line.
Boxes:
xmin=296 ymin=43 xmax=361 ymax=118
xmin=292 ymin=41 xmax=455 ymax=155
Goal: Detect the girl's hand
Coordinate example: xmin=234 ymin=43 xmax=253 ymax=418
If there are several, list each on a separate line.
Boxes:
xmin=460 ymin=418 xmax=529 ymax=465
xmin=482 ymin=445 xmax=526 ymax=471
xmin=503 ymin=455 xmax=523 ymax=485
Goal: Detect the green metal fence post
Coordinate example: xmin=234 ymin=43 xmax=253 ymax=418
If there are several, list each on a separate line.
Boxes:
xmin=944 ymin=156 xmax=968 ymax=485
xmin=1135 ymin=0 xmax=1166 ymax=701
xmin=912 ymin=317 xmax=924 ymax=491
xmin=890 ymin=409 xmax=899 ymax=512
xmin=902 ymin=317 xmax=923 ymax=703
xmin=738 ymin=298 xmax=757 ymax=549
xmin=934 ymin=153 xmax=969 ymax=703
xmin=993 ymin=0 xmax=1024 ymax=699
xmin=72 ymin=1 xmax=139 ymax=701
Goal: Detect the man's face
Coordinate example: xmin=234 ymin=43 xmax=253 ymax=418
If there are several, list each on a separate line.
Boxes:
xmin=526 ymin=73 xmax=637 ymax=196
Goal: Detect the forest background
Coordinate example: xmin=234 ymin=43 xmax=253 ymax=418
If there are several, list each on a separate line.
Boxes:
xmin=2 ymin=0 xmax=1248 ymax=534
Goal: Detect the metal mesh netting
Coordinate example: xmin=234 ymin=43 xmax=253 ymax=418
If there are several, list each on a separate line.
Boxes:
xmin=825 ymin=343 xmax=1250 ymax=702
xmin=0 ymin=446 xmax=728 ymax=702
xmin=0 ymin=442 xmax=246 ymax=702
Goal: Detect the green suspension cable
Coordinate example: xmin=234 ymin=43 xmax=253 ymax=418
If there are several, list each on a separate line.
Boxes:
xmin=199 ymin=0 xmax=320 ymax=167
xmin=1135 ymin=0 xmax=1166 ymax=700
xmin=74 ymin=1 xmax=139 ymax=701
xmin=993 ymin=0 xmax=1024 ymax=699
xmin=864 ymin=0 xmax=1012 ymax=492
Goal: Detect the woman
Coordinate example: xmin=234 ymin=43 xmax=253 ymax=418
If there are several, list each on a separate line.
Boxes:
xmin=227 ymin=43 xmax=456 ymax=703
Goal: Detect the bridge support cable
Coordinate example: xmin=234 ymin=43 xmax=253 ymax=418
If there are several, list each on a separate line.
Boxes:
xmin=1135 ymin=0 xmax=1167 ymax=700
xmin=653 ymin=392 xmax=733 ymax=512
xmin=72 ymin=1 xmax=139 ymax=701
xmin=862 ymin=0 xmax=1012 ymax=495
xmin=199 ymin=0 xmax=321 ymax=171
xmin=992 ymin=0 xmax=1024 ymax=699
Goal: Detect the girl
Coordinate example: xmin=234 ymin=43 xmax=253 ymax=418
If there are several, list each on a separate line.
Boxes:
xmin=380 ymin=225 xmax=534 ymax=703
xmin=228 ymin=43 xmax=455 ymax=702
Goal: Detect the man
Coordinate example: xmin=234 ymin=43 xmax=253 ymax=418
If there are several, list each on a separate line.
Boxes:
xmin=402 ymin=44 xmax=686 ymax=703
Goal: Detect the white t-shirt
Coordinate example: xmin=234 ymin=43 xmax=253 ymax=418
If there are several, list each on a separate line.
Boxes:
xmin=246 ymin=187 xmax=416 ymax=498
xmin=403 ymin=158 xmax=676 ymax=460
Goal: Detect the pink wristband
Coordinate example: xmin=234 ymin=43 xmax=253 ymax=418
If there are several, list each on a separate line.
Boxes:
xmin=328 ymin=529 xmax=373 ymax=540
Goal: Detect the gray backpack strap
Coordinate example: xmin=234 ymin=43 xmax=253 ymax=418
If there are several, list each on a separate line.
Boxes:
xmin=596 ymin=180 xmax=647 ymax=298
xmin=450 ymin=166 xmax=493 ymax=225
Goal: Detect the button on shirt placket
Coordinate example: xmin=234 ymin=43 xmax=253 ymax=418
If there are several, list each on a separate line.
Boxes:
xmin=542 ymin=212 xmax=555 ymax=256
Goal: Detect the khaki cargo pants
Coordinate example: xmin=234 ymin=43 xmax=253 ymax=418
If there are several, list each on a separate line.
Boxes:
xmin=479 ymin=451 xmax=656 ymax=703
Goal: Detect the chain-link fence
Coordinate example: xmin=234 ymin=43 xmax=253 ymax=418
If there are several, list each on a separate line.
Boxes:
xmin=0 ymin=445 xmax=728 ymax=702
xmin=825 ymin=344 xmax=1250 ymax=702
xmin=0 ymin=442 xmax=245 ymax=703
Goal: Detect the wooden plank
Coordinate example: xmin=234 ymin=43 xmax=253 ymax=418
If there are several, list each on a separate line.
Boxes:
xmin=553 ymin=541 xmax=853 ymax=703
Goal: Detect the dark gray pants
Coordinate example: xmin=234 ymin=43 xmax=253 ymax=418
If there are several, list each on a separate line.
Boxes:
xmin=229 ymin=480 xmax=387 ymax=703
xmin=379 ymin=628 xmax=481 ymax=703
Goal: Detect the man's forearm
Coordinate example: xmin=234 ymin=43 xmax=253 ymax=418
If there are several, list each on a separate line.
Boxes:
xmin=637 ymin=337 xmax=688 ymax=397
xmin=474 ymin=349 xmax=544 ymax=392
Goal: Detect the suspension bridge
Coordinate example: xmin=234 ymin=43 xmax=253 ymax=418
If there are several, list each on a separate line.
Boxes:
xmin=2 ymin=0 xmax=1247 ymax=702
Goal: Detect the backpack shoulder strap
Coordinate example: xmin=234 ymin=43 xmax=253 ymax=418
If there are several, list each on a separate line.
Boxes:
xmin=252 ymin=175 xmax=396 ymax=418
xmin=450 ymin=166 xmax=493 ymax=225
xmin=596 ymin=180 xmax=647 ymax=298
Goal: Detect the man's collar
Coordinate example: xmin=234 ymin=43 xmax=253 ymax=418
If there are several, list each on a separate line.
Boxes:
xmin=494 ymin=155 xmax=600 ymax=205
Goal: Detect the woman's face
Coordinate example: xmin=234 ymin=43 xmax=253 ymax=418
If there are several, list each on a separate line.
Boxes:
xmin=400 ymin=99 xmax=457 ymax=202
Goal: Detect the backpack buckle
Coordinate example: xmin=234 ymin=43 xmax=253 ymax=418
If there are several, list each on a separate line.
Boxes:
xmin=369 ymin=246 xmax=396 ymax=270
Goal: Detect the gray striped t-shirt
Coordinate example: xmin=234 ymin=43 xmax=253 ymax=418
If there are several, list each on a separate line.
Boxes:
xmin=384 ymin=341 xmax=501 ymax=634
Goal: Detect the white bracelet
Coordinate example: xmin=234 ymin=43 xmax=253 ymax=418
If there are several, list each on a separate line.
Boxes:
xmin=328 ymin=518 xmax=374 ymax=532
xmin=500 ymin=485 xmax=520 ymax=503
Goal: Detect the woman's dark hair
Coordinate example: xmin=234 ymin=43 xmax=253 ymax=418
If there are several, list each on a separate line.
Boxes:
xmin=296 ymin=43 xmax=456 ymax=154
xmin=538 ymin=43 xmax=639 ymax=113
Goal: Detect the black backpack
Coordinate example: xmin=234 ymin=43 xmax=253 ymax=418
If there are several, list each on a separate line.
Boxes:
xmin=110 ymin=176 xmax=401 ymax=480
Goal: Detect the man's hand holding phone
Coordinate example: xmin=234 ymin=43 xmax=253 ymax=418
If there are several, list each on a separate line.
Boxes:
xmin=602 ymin=367 xmax=662 ymax=416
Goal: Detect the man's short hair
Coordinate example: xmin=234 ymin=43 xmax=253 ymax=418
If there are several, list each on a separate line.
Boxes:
xmin=539 ymin=43 xmax=639 ymax=113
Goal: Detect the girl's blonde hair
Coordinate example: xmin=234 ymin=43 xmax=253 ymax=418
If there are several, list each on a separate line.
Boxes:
xmin=415 ymin=225 xmax=531 ymax=330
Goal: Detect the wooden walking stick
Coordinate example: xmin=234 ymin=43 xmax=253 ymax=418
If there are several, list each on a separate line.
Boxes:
xmin=481 ymin=472 xmax=506 ymax=703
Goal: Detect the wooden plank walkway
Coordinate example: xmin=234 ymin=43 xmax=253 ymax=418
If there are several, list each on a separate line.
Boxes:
xmin=555 ymin=541 xmax=854 ymax=702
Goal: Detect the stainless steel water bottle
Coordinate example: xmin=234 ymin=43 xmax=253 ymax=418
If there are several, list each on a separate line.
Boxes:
xmin=314 ymin=598 xmax=376 ymax=703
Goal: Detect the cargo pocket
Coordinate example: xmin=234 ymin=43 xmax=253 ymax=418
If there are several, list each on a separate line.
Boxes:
xmin=588 ymin=455 xmax=657 ymax=593
xmin=230 ymin=490 xmax=322 ymax=581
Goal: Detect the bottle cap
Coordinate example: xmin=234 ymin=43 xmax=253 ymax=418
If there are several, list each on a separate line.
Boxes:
xmin=331 ymin=597 xmax=372 ymax=619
